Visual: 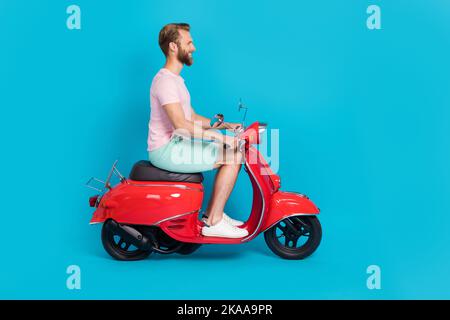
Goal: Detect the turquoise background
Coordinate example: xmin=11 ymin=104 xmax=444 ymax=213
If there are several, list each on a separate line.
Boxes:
xmin=1 ymin=0 xmax=449 ymax=299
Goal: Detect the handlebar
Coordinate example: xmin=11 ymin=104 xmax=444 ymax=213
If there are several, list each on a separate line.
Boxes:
xmin=223 ymin=126 xmax=246 ymax=151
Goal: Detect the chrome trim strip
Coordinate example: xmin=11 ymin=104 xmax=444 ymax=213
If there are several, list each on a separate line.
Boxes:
xmin=153 ymin=210 xmax=198 ymax=226
xmin=241 ymin=155 xmax=266 ymax=242
xmin=283 ymin=191 xmax=308 ymax=198
xmin=260 ymin=213 xmax=317 ymax=233
xmin=129 ymin=183 xmax=202 ymax=192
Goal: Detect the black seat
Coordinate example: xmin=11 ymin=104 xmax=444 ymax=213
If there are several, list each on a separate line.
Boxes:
xmin=129 ymin=160 xmax=203 ymax=183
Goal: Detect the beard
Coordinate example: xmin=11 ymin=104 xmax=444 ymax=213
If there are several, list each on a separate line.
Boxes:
xmin=177 ymin=45 xmax=193 ymax=66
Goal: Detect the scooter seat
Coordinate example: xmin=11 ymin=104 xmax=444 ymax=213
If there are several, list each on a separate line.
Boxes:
xmin=129 ymin=160 xmax=204 ymax=183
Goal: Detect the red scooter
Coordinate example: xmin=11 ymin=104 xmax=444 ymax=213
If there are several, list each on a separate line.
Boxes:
xmin=87 ymin=122 xmax=322 ymax=260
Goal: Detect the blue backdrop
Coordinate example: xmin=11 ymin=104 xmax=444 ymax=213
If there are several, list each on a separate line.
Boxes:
xmin=1 ymin=0 xmax=449 ymax=299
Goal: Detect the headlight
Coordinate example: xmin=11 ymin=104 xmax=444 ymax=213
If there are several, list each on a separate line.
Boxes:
xmin=259 ymin=122 xmax=267 ymax=134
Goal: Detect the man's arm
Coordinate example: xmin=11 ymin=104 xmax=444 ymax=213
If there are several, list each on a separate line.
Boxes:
xmin=191 ymin=107 xmax=212 ymax=129
xmin=164 ymin=103 xmax=233 ymax=145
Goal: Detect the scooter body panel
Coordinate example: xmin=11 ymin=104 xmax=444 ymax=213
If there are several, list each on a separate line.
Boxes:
xmin=90 ymin=180 xmax=204 ymax=226
xmin=159 ymin=213 xmax=248 ymax=244
xmin=158 ymin=145 xmax=273 ymax=244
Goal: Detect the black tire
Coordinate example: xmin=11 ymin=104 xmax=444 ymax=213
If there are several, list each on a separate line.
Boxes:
xmin=155 ymin=228 xmax=181 ymax=251
xmin=177 ymin=243 xmax=202 ymax=255
xmin=264 ymin=216 xmax=322 ymax=260
xmin=101 ymin=221 xmax=152 ymax=261
xmin=155 ymin=228 xmax=202 ymax=255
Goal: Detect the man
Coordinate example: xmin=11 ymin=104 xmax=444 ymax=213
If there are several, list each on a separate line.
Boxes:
xmin=147 ymin=23 xmax=248 ymax=238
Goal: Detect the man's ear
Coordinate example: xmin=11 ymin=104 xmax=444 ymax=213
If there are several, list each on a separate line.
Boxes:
xmin=168 ymin=42 xmax=178 ymax=54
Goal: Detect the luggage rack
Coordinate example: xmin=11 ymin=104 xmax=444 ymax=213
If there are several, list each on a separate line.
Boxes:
xmin=86 ymin=160 xmax=126 ymax=194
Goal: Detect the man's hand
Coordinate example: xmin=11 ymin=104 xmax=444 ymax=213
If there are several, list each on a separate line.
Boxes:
xmin=211 ymin=120 xmax=223 ymax=129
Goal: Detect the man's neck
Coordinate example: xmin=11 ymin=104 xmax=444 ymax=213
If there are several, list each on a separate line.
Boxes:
xmin=163 ymin=58 xmax=183 ymax=75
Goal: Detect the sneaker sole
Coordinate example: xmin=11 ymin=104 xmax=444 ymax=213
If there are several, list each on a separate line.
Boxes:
xmin=201 ymin=230 xmax=248 ymax=239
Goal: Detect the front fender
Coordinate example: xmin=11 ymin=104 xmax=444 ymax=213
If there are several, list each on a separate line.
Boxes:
xmin=261 ymin=191 xmax=320 ymax=232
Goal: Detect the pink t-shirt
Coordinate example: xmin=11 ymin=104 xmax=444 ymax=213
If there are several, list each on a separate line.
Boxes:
xmin=147 ymin=68 xmax=192 ymax=151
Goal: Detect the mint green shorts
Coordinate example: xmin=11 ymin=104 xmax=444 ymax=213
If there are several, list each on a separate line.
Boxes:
xmin=148 ymin=135 xmax=221 ymax=173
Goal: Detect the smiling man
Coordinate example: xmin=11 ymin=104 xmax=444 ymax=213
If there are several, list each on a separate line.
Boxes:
xmin=147 ymin=23 xmax=248 ymax=238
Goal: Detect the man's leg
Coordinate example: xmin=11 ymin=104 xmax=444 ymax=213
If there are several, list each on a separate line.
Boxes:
xmin=205 ymin=150 xmax=243 ymax=226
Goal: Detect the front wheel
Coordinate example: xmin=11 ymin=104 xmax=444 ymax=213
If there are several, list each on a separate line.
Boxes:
xmin=264 ymin=216 xmax=322 ymax=260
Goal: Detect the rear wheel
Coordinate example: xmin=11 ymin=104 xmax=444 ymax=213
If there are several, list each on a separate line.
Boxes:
xmin=101 ymin=221 xmax=152 ymax=261
xmin=264 ymin=216 xmax=322 ymax=260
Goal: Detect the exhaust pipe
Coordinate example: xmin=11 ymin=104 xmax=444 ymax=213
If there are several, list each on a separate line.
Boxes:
xmin=104 ymin=219 xmax=153 ymax=251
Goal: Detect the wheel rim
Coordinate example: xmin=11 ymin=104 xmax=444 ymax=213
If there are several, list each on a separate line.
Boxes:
xmin=107 ymin=230 xmax=145 ymax=256
xmin=274 ymin=217 xmax=313 ymax=250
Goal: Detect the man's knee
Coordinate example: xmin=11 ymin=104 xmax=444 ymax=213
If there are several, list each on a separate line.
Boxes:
xmin=216 ymin=149 xmax=242 ymax=165
xmin=227 ymin=149 xmax=243 ymax=166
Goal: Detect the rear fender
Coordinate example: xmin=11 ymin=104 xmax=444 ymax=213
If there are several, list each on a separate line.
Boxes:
xmin=89 ymin=180 xmax=203 ymax=225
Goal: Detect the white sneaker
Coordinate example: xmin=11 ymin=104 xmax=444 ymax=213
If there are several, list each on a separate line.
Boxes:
xmin=201 ymin=217 xmax=249 ymax=238
xmin=202 ymin=212 xmax=244 ymax=227
xmin=223 ymin=212 xmax=244 ymax=226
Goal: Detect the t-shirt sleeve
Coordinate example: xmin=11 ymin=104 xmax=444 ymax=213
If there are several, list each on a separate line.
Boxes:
xmin=154 ymin=77 xmax=180 ymax=106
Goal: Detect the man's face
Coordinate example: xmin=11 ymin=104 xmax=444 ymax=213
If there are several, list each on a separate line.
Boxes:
xmin=175 ymin=29 xmax=196 ymax=66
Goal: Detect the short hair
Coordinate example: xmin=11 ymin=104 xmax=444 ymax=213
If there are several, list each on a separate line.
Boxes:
xmin=158 ymin=23 xmax=190 ymax=56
